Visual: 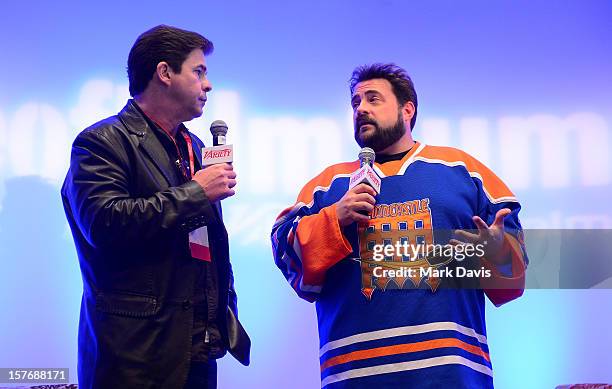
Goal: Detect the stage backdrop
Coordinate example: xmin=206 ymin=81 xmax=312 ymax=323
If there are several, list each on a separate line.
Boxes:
xmin=0 ymin=1 xmax=611 ymax=388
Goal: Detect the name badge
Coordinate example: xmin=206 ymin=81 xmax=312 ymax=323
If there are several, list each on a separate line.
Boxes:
xmin=189 ymin=226 xmax=211 ymax=262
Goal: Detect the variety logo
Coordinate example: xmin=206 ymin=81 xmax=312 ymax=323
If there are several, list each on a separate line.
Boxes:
xmin=349 ymin=165 xmax=381 ymax=193
xmin=202 ymin=145 xmax=233 ymax=166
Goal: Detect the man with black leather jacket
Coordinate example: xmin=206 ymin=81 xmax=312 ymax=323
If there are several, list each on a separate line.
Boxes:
xmin=61 ymin=25 xmax=250 ymax=389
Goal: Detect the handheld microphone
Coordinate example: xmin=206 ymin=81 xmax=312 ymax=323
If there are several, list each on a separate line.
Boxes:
xmin=349 ymin=147 xmax=381 ymax=194
xmin=349 ymin=147 xmax=381 ymax=218
xmin=202 ymin=120 xmax=233 ymax=166
xmin=210 ymin=120 xmax=228 ymax=146
xmin=358 ymin=147 xmax=375 ymax=168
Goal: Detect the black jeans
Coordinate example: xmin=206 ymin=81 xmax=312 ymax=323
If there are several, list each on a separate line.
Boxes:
xmin=184 ymin=360 xmax=217 ymax=389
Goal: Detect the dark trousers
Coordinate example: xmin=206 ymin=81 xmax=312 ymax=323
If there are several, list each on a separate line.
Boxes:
xmin=184 ymin=360 xmax=217 ymax=389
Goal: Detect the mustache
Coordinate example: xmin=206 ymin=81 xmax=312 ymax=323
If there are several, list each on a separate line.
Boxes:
xmin=355 ymin=115 xmax=377 ymax=128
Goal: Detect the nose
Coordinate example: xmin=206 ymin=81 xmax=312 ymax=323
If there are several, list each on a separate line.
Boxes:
xmin=202 ymin=78 xmax=212 ymax=92
xmin=355 ymin=100 xmax=369 ymax=117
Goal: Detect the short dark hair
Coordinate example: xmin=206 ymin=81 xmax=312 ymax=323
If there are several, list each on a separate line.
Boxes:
xmin=127 ymin=25 xmax=214 ymax=96
xmin=350 ymin=63 xmax=418 ymax=130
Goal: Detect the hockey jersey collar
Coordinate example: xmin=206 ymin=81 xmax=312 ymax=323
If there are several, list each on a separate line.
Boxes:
xmin=373 ymin=141 xmax=426 ymax=177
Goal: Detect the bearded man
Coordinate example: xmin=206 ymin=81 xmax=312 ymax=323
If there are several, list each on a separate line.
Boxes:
xmin=271 ymin=63 xmax=527 ymax=388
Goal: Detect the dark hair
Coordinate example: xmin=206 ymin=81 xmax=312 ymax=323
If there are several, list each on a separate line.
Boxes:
xmin=127 ymin=25 xmax=214 ymax=96
xmin=350 ymin=63 xmax=418 ymax=130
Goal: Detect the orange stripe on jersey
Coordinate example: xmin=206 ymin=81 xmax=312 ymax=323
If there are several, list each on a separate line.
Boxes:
xmin=274 ymin=204 xmax=299 ymax=222
xmin=296 ymin=204 xmax=353 ymax=286
xmin=320 ymin=337 xmax=491 ymax=372
xmin=482 ymin=233 xmax=526 ymax=307
xmin=416 ymin=145 xmax=515 ymax=202
xmin=294 ymin=161 xmax=359 ymax=206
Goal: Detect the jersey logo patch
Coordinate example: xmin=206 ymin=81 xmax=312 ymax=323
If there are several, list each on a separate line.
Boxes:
xmin=358 ymin=198 xmax=451 ymax=299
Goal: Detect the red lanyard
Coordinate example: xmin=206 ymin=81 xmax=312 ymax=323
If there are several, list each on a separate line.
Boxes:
xmin=181 ymin=131 xmax=195 ymax=178
xmin=155 ymin=121 xmax=195 ymax=180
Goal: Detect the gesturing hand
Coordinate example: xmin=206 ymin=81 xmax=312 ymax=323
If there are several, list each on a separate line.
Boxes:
xmin=451 ymin=208 xmax=512 ymax=265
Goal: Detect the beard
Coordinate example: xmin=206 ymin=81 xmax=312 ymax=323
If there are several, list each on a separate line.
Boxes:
xmin=354 ymin=110 xmax=406 ymax=153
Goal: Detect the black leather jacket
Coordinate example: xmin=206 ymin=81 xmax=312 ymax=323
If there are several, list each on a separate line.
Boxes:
xmin=61 ymin=100 xmax=250 ymax=389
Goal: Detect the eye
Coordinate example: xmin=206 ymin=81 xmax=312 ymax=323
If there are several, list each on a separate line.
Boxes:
xmin=369 ymin=95 xmax=380 ymax=103
xmin=195 ymin=69 xmax=208 ymax=79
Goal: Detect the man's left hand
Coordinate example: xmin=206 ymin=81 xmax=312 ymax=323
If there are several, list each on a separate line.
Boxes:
xmin=450 ymin=208 xmax=511 ymax=265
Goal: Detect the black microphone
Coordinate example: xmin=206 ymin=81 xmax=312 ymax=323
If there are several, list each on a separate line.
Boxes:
xmin=210 ymin=120 xmax=228 ymax=146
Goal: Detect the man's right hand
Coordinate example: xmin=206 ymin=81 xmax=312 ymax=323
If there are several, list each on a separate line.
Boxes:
xmin=192 ymin=163 xmax=237 ymax=202
xmin=336 ymin=183 xmax=377 ymax=227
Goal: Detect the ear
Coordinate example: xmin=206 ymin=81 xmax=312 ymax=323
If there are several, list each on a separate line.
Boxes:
xmin=155 ymin=62 xmax=172 ymax=87
xmin=401 ymin=101 xmax=415 ymax=128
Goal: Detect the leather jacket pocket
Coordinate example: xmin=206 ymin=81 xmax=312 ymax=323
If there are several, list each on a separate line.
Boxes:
xmin=95 ymin=291 xmax=159 ymax=317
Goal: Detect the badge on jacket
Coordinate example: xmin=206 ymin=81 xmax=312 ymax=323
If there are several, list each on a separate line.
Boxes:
xmin=189 ymin=226 xmax=211 ymax=262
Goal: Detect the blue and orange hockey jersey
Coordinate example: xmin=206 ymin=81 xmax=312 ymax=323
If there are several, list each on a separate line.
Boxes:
xmin=271 ymin=142 xmax=528 ymax=388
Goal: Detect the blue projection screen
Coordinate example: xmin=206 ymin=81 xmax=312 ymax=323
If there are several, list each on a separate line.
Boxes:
xmin=0 ymin=1 xmax=611 ymax=388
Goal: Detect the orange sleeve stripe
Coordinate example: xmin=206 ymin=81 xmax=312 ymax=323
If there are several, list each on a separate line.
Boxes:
xmin=274 ymin=205 xmax=296 ymax=222
xmin=295 ymin=162 xmax=359 ymax=206
xmin=273 ymin=161 xmax=357 ymax=225
xmin=417 ymin=145 xmax=515 ymax=202
xmin=482 ymin=233 xmax=526 ymax=306
xmin=481 ymin=233 xmax=526 ymax=283
xmin=296 ymin=204 xmax=353 ymax=286
xmin=506 ymin=233 xmax=527 ymax=277
xmin=286 ymin=229 xmax=304 ymax=290
xmin=320 ymin=337 xmax=490 ymax=372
